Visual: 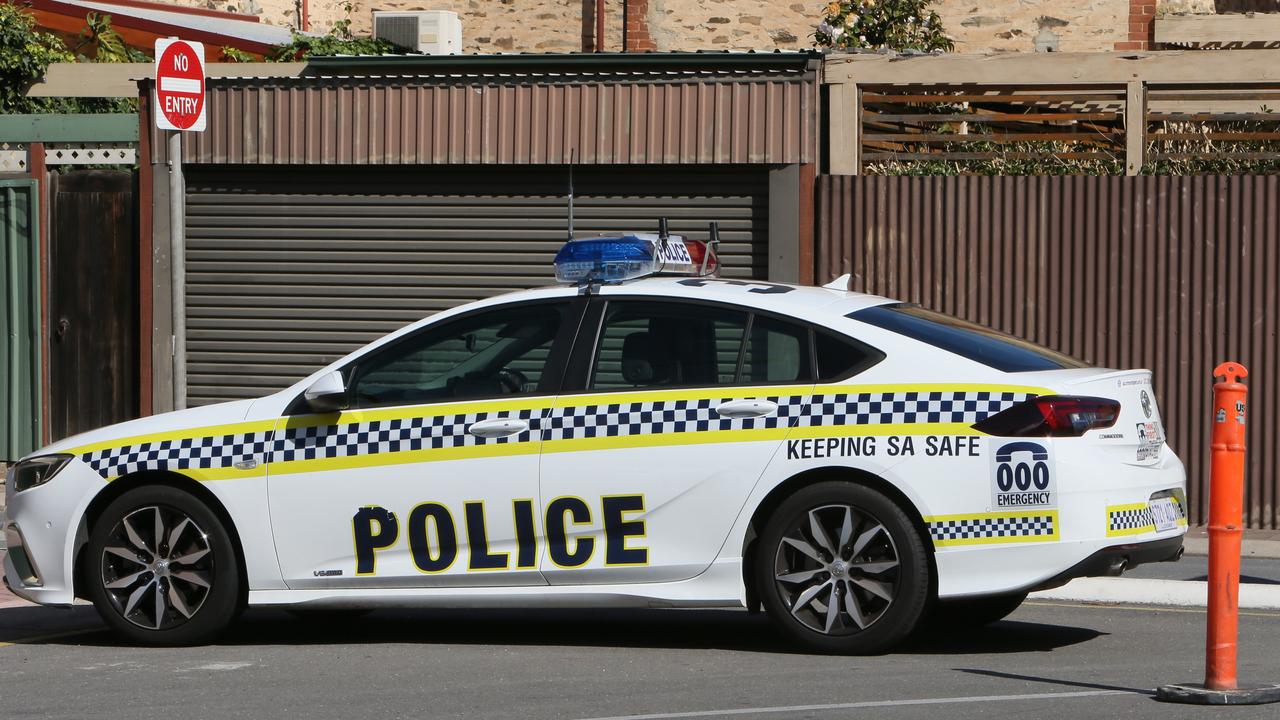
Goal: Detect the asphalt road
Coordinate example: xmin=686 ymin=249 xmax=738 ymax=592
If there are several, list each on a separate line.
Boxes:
xmin=1124 ymin=554 xmax=1280 ymax=584
xmin=2 ymin=597 xmax=1280 ymax=720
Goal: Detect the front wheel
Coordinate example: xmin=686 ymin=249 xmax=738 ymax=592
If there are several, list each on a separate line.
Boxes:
xmin=755 ymin=481 xmax=930 ymax=654
xmin=86 ymin=485 xmax=241 ymax=646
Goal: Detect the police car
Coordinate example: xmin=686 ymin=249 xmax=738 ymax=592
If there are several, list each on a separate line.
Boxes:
xmin=4 ymin=228 xmax=1186 ymax=652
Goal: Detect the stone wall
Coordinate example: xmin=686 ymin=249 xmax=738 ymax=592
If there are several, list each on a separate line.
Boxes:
xmin=155 ymin=0 xmax=1134 ymax=55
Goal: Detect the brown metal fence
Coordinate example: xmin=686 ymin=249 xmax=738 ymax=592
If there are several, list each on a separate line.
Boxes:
xmin=816 ymin=174 xmax=1280 ymax=528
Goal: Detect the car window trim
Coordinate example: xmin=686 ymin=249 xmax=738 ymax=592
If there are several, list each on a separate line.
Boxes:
xmin=286 ymin=297 xmax=587 ymax=415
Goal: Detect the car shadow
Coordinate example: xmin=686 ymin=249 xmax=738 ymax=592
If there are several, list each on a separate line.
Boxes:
xmin=20 ymin=606 xmax=1104 ymax=656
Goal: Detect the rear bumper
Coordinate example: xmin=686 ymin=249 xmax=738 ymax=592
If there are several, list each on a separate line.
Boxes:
xmin=1031 ymin=534 xmax=1184 ymax=592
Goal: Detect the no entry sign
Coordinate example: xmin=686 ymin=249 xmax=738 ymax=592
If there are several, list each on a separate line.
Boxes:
xmin=154 ymin=39 xmax=206 ymax=132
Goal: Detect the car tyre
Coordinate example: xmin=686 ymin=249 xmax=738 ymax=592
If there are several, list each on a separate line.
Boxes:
xmin=928 ymin=592 xmax=1027 ymax=631
xmin=756 ymin=481 xmax=930 ymax=654
xmin=86 ymin=485 xmax=241 ymax=646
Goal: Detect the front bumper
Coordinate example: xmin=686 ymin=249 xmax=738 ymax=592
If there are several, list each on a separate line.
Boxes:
xmin=3 ymin=459 xmax=106 ymax=606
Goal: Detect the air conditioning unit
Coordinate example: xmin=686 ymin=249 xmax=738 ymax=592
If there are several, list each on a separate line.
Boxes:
xmin=373 ymin=10 xmax=462 ymax=55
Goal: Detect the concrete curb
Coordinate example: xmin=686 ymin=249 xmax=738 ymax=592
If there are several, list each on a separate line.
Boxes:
xmin=1183 ymin=537 xmax=1280 ymax=560
xmin=1030 ymin=577 xmax=1280 ymax=610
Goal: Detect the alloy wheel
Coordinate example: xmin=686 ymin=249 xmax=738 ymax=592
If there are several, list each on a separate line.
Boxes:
xmin=100 ymin=505 xmax=215 ymax=630
xmin=772 ymin=503 xmax=901 ymax=636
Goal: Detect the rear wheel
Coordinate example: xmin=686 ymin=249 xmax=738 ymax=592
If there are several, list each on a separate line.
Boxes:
xmin=87 ymin=485 xmax=241 ymax=646
xmin=755 ymin=482 xmax=930 ymax=654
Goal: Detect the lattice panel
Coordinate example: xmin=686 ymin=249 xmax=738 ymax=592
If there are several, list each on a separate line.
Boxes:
xmin=0 ymin=142 xmax=28 ymax=172
xmin=44 ymin=144 xmax=136 ymax=165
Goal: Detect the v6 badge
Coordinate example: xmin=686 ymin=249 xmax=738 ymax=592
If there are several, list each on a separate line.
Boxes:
xmin=991 ymin=441 xmax=1056 ymax=510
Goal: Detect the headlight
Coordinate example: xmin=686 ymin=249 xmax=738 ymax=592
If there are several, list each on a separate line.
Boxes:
xmin=10 ymin=455 xmax=73 ymax=493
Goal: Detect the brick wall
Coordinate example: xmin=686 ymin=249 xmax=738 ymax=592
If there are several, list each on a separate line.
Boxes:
xmin=1115 ymin=0 xmax=1157 ymax=50
xmin=151 ymin=1 xmax=1137 ymax=54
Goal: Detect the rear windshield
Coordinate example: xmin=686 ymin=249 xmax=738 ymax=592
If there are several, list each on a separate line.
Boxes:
xmin=849 ymin=303 xmax=1088 ymax=372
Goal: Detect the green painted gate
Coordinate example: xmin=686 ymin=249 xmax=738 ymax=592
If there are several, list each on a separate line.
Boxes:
xmin=1 ymin=179 xmax=41 ymax=461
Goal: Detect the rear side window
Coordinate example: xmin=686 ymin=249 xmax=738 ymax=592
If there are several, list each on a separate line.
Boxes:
xmin=814 ymin=330 xmax=884 ymax=381
xmin=850 ymin=303 xmax=1087 ymax=372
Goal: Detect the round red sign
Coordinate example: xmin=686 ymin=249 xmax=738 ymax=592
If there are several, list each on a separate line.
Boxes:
xmin=156 ymin=41 xmax=205 ymax=131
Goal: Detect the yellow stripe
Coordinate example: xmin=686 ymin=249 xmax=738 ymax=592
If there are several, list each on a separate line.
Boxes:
xmin=281 ymin=397 xmax=558 ymax=431
xmin=72 ymin=419 xmax=280 ymax=455
xmin=815 ymin=382 xmax=1054 ymax=396
xmin=926 ymin=509 xmax=1059 ymax=524
xmin=554 ymin=384 xmax=815 ymax=408
xmin=542 ymin=427 xmax=793 ymax=455
xmin=787 ymin=422 xmax=981 ymax=439
xmin=267 ymin=440 xmax=541 ymax=477
xmin=553 ymin=382 xmax=1052 ymax=409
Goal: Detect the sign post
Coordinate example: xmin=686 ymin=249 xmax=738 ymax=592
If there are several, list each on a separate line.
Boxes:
xmin=154 ymin=39 xmax=205 ymax=411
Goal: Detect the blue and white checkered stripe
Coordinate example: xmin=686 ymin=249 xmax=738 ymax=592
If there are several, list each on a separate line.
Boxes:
xmin=542 ymin=395 xmax=808 ymax=442
xmin=797 ymin=390 xmax=1035 ymax=428
xmin=81 ymin=430 xmax=274 ymax=478
xmin=79 ymin=389 xmax=1036 ymax=479
xmin=272 ymin=409 xmax=540 ymax=462
xmin=81 ymin=410 xmax=541 ymax=478
xmin=929 ymin=514 xmax=1057 ymax=543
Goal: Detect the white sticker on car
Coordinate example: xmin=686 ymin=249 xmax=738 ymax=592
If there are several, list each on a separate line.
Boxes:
xmin=1136 ymin=421 xmax=1163 ymax=461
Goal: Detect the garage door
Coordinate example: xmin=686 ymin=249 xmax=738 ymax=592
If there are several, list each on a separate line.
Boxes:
xmin=183 ymin=165 xmax=770 ymax=407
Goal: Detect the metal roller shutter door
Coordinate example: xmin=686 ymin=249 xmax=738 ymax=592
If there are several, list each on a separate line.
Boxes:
xmin=183 ymin=165 xmax=770 ymax=407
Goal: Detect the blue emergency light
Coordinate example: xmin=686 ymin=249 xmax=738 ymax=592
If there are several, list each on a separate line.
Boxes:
xmin=553 ymin=221 xmax=720 ymax=285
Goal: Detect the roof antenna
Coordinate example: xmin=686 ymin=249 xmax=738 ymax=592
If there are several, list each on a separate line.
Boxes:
xmin=658 ymin=217 xmax=669 ymax=244
xmin=567 ymin=149 xmax=576 ymax=241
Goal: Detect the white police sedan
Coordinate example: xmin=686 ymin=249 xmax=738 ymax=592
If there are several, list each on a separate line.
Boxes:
xmin=4 ymin=231 xmax=1186 ymax=652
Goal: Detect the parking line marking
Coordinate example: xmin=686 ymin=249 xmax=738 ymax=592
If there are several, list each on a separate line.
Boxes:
xmin=0 ymin=628 xmax=100 ymax=648
xmin=573 ymin=689 xmax=1137 ymax=720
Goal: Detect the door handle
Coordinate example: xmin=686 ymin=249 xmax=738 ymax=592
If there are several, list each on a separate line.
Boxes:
xmin=714 ymin=399 xmax=778 ymax=419
xmin=467 ymin=418 xmax=529 ymax=438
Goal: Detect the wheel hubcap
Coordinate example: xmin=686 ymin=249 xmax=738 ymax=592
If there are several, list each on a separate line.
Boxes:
xmin=772 ymin=503 xmax=901 ymax=636
xmin=100 ymin=505 xmax=214 ymax=631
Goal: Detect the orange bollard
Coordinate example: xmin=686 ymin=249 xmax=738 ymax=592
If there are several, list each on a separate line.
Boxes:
xmin=1205 ymin=361 xmax=1248 ymax=691
xmin=1158 ymin=362 xmax=1280 ymax=705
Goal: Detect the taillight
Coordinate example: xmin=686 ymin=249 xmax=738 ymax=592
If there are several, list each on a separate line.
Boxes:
xmin=973 ymin=395 xmax=1120 ymax=437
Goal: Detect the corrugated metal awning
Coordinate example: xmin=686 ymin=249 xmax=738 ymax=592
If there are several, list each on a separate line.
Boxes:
xmin=145 ymin=53 xmax=818 ymax=166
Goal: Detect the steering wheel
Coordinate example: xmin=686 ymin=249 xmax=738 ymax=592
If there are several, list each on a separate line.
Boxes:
xmin=496 ymin=368 xmax=528 ymax=394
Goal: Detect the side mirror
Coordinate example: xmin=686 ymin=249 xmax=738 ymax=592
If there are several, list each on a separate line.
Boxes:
xmin=303 ymin=370 xmax=349 ymax=413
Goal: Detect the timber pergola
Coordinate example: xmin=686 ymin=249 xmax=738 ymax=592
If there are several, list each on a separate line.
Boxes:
xmin=823 ymin=49 xmax=1280 ymax=175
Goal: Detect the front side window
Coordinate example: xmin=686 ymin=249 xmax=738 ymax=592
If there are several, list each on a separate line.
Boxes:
xmin=591 ymin=301 xmax=747 ymax=390
xmin=349 ymin=303 xmax=565 ymax=408
xmin=851 ymin=303 xmax=1087 ymax=373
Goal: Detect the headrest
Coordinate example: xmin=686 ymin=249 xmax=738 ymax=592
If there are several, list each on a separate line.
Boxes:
xmin=621 ymin=332 xmax=671 ymax=385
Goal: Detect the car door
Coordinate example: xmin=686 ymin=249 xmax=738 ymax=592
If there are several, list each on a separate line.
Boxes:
xmin=266 ymin=299 xmax=580 ymax=589
xmin=538 ymin=297 xmax=816 ymax=585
